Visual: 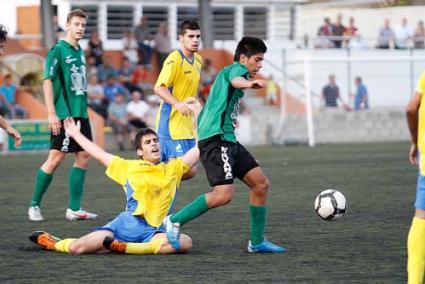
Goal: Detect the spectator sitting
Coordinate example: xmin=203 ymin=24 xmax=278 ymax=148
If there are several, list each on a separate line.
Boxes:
xmin=377 ymin=19 xmax=394 ymax=49
xmin=87 ymin=56 xmax=98 ymax=78
xmin=322 ymin=74 xmax=344 ymax=108
xmin=97 ymin=56 xmax=118 ymax=82
xmin=103 ymin=75 xmax=129 ymax=104
xmin=332 ymin=14 xmax=345 ymax=48
xmin=145 ymin=94 xmax=159 ymax=128
xmin=119 ymin=56 xmax=140 ymax=92
xmin=153 ymin=22 xmax=172 ymax=69
xmin=131 ymin=63 xmax=153 ymax=93
xmin=352 ymin=76 xmax=369 ymax=111
xmin=414 ymin=20 xmax=425 ymax=49
xmin=87 ymin=75 xmax=108 ymax=119
xmin=107 ymin=92 xmax=129 ymax=151
xmin=126 ymin=90 xmax=149 ymax=142
xmin=395 ymin=17 xmax=413 ymax=49
xmin=348 ymin=35 xmax=368 ymax=49
xmin=134 ymin=17 xmax=153 ymax=66
xmin=122 ymin=30 xmax=139 ymax=65
xmin=0 ymin=74 xmax=27 ymax=118
xmin=87 ymin=30 xmax=103 ymax=66
xmin=316 ymin=17 xmax=334 ymax=48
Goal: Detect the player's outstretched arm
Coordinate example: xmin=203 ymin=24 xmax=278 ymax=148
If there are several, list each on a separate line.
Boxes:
xmin=0 ymin=115 xmax=22 ymax=147
xmin=231 ymin=77 xmax=266 ymax=90
xmin=63 ymin=118 xmax=114 ymax=167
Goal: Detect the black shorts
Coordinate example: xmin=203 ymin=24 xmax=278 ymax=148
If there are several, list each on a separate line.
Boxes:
xmin=199 ymin=135 xmax=259 ymax=186
xmin=50 ymin=117 xmax=92 ymax=153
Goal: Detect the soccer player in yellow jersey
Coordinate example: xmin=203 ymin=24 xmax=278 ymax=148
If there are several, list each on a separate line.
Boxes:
xmin=154 ymin=19 xmax=202 ymax=183
xmin=406 ymin=71 xmax=425 ymax=283
xmin=29 ymin=99 xmax=201 ymax=255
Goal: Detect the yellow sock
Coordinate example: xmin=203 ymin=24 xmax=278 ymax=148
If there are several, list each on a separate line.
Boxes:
xmin=125 ymin=238 xmax=165 ymax=255
xmin=54 ymin=238 xmax=76 ymax=253
xmin=408 ymin=217 xmax=425 ymax=284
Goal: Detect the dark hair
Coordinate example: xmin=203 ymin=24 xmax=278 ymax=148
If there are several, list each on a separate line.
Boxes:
xmin=234 ymin=36 xmax=267 ymax=62
xmin=0 ymin=24 xmax=8 ymax=43
xmin=179 ymin=19 xmax=200 ymax=35
xmin=67 ymin=9 xmax=88 ymax=23
xmin=4 ymin=74 xmax=11 ymax=80
xmin=355 ymin=76 xmax=362 ymax=82
xmin=134 ymin=128 xmax=158 ymax=151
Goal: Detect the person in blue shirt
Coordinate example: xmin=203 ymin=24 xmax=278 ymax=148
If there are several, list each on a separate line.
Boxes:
xmin=353 ymin=76 xmax=369 ymax=111
xmin=0 ymin=74 xmax=27 ymax=118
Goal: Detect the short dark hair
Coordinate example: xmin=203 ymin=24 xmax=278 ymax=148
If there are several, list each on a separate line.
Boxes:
xmin=234 ymin=37 xmax=267 ymax=62
xmin=0 ymin=24 xmax=8 ymax=43
xmin=355 ymin=76 xmax=362 ymax=82
xmin=134 ymin=128 xmax=158 ymax=151
xmin=67 ymin=9 xmax=88 ymax=23
xmin=179 ymin=19 xmax=200 ymax=35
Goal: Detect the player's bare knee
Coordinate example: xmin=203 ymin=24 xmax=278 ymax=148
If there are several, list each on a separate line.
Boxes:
xmin=252 ymin=178 xmax=269 ymax=197
xmin=44 ymin=154 xmax=65 ymax=171
xmin=213 ymin=190 xmax=234 ymax=206
xmin=69 ymin=242 xmax=85 ymax=255
xmin=179 ymin=234 xmax=193 ymax=252
xmin=74 ymin=152 xmax=90 ymax=168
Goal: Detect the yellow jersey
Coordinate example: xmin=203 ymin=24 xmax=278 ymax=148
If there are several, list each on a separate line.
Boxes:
xmin=105 ymin=156 xmax=189 ymax=228
xmin=155 ymin=49 xmax=202 ymax=140
xmin=417 ymin=71 xmax=425 ymax=175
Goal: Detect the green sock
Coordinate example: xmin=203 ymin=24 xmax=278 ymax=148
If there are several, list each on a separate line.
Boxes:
xmin=68 ymin=167 xmax=86 ymax=211
xmin=250 ymin=205 xmax=267 ymax=246
xmin=170 ymin=194 xmax=209 ymax=226
xmin=31 ymin=169 xmax=53 ymax=207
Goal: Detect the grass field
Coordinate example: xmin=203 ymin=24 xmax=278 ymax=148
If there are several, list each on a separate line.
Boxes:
xmin=0 ymin=142 xmax=415 ymax=283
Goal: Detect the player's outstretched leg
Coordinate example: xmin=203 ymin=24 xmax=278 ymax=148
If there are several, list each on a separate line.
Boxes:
xmin=103 ymin=236 xmax=165 ymax=255
xmin=29 ymin=231 xmax=61 ymax=250
xmin=164 ymin=215 xmax=181 ymax=250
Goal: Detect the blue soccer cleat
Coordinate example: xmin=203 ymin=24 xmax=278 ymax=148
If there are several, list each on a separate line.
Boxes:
xmin=164 ymin=215 xmax=181 ymax=250
xmin=247 ymin=240 xmax=286 ymax=253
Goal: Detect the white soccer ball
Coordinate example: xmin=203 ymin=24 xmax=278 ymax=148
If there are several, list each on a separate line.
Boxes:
xmin=314 ymin=189 xmax=346 ymax=221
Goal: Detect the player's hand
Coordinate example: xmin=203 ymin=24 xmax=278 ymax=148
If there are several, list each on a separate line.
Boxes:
xmin=6 ymin=126 xmax=22 ymax=148
xmin=174 ymin=101 xmax=193 ymax=116
xmin=63 ymin=117 xmax=80 ymax=137
xmin=250 ymin=79 xmax=266 ymax=89
xmin=409 ymin=143 xmax=418 ymax=165
xmin=48 ymin=113 xmax=61 ymax=136
xmin=184 ymin=97 xmax=202 ymax=118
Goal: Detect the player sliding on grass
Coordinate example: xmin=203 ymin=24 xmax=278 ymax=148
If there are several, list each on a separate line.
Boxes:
xmin=165 ymin=36 xmax=285 ymax=253
xmin=29 ymin=99 xmax=201 ymax=255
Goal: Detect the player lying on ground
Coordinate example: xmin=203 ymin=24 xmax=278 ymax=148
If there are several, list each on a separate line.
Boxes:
xmin=165 ymin=36 xmax=285 ymax=253
xmin=29 ymin=99 xmax=201 ymax=255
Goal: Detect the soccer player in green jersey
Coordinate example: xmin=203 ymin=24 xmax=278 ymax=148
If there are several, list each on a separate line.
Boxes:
xmin=165 ymin=37 xmax=285 ymax=253
xmin=0 ymin=24 xmax=22 ymax=148
xmin=28 ymin=9 xmax=97 ymax=221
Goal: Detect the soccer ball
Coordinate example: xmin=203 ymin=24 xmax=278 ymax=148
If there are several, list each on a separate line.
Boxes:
xmin=314 ymin=189 xmax=346 ymax=221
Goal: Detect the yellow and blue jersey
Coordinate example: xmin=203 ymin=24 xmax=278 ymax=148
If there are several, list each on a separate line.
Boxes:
xmin=417 ymin=71 xmax=425 ymax=175
xmin=105 ymin=156 xmax=189 ymax=228
xmin=155 ymin=49 xmax=202 ymax=140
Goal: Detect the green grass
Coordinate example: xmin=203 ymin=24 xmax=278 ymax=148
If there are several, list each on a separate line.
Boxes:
xmin=0 ymin=142 xmax=415 ymax=283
